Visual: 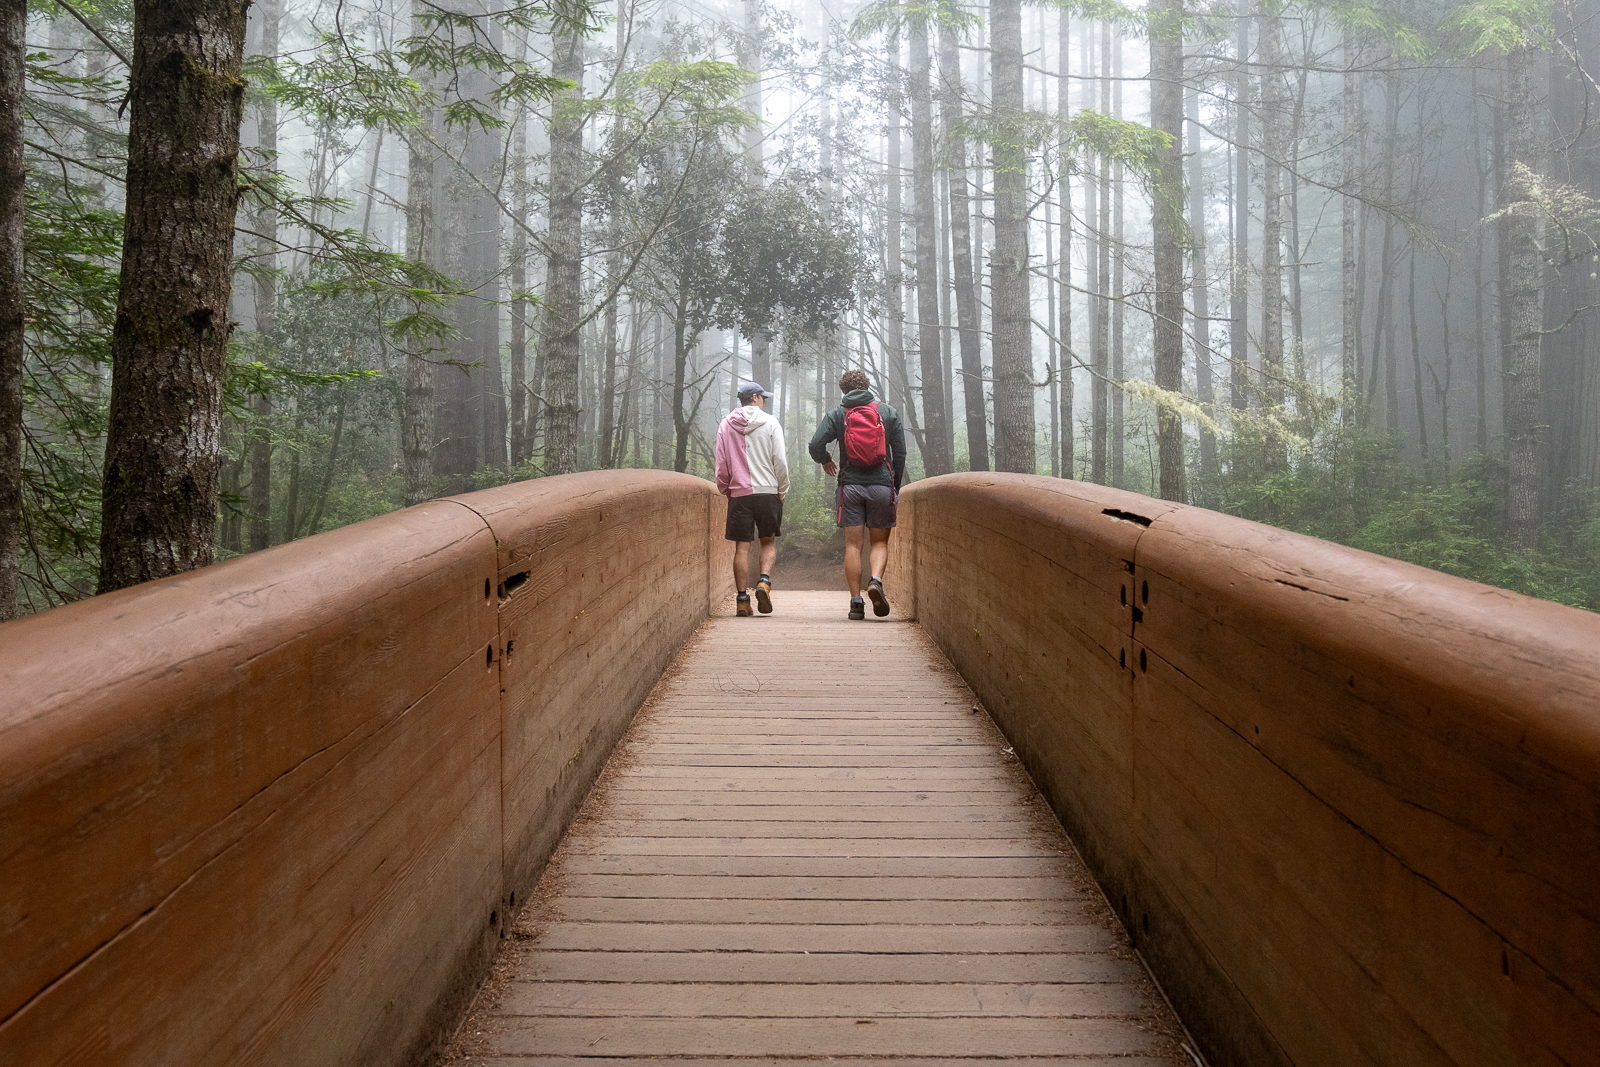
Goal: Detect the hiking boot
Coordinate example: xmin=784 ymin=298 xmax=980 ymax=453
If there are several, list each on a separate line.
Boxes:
xmin=755 ymin=575 xmax=773 ymax=614
xmin=848 ymin=597 xmax=866 ymax=621
xmin=867 ymin=577 xmax=890 ymax=617
xmin=736 ymin=592 xmax=753 ymax=617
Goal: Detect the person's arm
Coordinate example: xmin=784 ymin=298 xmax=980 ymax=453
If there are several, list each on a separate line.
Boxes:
xmin=808 ymin=410 xmax=839 ymax=474
xmin=886 ymin=405 xmax=907 ymax=491
xmin=772 ymin=423 xmax=791 ymax=499
xmin=713 ymin=421 xmax=732 ymax=496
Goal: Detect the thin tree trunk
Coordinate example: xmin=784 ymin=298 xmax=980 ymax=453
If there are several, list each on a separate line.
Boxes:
xmin=1504 ymin=42 xmax=1543 ymax=549
xmin=1409 ymin=243 xmax=1430 ymax=471
xmin=1258 ymin=8 xmax=1285 ymax=474
xmin=510 ymin=104 xmax=528 ymax=464
xmin=542 ymin=22 xmax=584 ymax=475
xmin=305 ymin=391 xmax=346 ymax=536
xmin=0 ymin=0 xmax=22 ymax=617
xmin=1111 ymin=35 xmax=1125 ymax=489
xmin=1150 ymin=0 xmax=1185 ymax=501
xmin=884 ymin=47 xmax=923 ymax=456
xmin=249 ymin=0 xmax=281 ymax=549
xmin=1187 ymin=82 xmax=1218 ymax=487
xmin=402 ymin=1 xmax=436 ymax=506
xmin=1341 ymin=33 xmax=1358 ymax=425
xmin=599 ymin=260 xmax=620 ymax=467
xmin=940 ymin=17 xmax=987 ymax=471
xmin=989 ymin=0 xmax=1035 ymax=473
xmin=1473 ymin=64 xmax=1489 ymax=454
xmin=1059 ymin=7 xmax=1075 ymax=481
xmin=1230 ymin=8 xmax=1251 ymax=424
xmin=909 ymin=14 xmax=951 ymax=475
xmin=99 ymin=0 xmax=250 ymax=592
xmin=1092 ymin=20 xmax=1110 ymax=483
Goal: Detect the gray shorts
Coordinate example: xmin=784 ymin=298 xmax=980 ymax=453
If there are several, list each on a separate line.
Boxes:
xmin=836 ymin=483 xmax=897 ymax=529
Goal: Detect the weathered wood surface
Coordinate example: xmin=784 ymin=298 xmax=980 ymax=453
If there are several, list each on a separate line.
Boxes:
xmin=458 ymin=591 xmax=1188 ymax=1065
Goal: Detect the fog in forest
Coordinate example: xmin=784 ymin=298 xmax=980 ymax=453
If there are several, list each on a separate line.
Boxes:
xmin=8 ymin=0 xmax=1600 ymax=617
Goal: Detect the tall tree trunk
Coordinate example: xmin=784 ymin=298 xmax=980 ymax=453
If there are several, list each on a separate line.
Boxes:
xmin=1366 ymin=61 xmax=1398 ymax=433
xmin=989 ymin=0 xmax=1035 ymax=473
xmin=1504 ymin=42 xmax=1543 ymax=550
xmin=909 ymin=15 xmax=950 ymax=475
xmin=1092 ymin=20 xmax=1110 ymax=484
xmin=1341 ymin=33 xmax=1358 ymax=426
xmin=1543 ymin=4 xmax=1600 ymax=504
xmin=99 ymin=0 xmax=249 ymax=592
xmin=1187 ymin=82 xmax=1219 ymax=488
xmin=249 ymin=0 xmax=281 ymax=550
xmin=1409 ymin=243 xmax=1430 ymax=471
xmin=671 ymin=308 xmax=691 ymax=472
xmin=1111 ymin=36 xmax=1125 ymax=489
xmin=939 ymin=17 xmax=987 ymax=471
xmin=1473 ymin=64 xmax=1490 ymax=454
xmin=1258 ymin=8 xmax=1285 ymax=473
xmin=510 ymin=104 xmax=528 ymax=464
xmin=884 ymin=38 xmax=923 ymax=455
xmin=402 ymin=1 xmax=436 ymax=506
xmin=1230 ymin=6 xmax=1250 ymax=417
xmin=0 ymin=0 xmax=22 ymax=618
xmin=1058 ymin=7 xmax=1074 ymax=481
xmin=740 ymin=0 xmax=769 ymax=388
xmin=599 ymin=260 xmax=620 ymax=467
xmin=543 ymin=23 xmax=584 ymax=475
xmin=1150 ymin=0 xmax=1186 ymax=502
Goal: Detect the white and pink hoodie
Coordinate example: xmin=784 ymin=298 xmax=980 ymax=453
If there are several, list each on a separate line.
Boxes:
xmin=715 ymin=405 xmax=790 ymax=500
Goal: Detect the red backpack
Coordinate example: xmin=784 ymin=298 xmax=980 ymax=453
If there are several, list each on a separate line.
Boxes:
xmin=842 ymin=402 xmax=887 ymax=469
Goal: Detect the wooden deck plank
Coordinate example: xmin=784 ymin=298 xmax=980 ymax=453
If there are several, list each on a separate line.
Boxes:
xmin=546 ymin=898 xmax=1089 ymax=925
xmin=459 ymin=593 xmax=1188 ymax=1066
xmin=488 ymin=1017 xmax=1167 ymax=1057
xmin=497 ymin=981 xmax=1149 ymax=1017
xmin=558 ymin=855 xmax=1072 ymax=877
xmin=512 ymin=952 xmax=1148 ymax=985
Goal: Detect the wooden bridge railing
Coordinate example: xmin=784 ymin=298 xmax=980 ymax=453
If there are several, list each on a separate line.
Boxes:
xmin=888 ymin=473 xmax=1600 ymax=1067
xmin=0 ymin=471 xmax=731 ymax=1067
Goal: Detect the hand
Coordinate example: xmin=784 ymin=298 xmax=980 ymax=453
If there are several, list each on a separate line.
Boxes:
xmin=823 ymin=461 xmax=838 ymax=477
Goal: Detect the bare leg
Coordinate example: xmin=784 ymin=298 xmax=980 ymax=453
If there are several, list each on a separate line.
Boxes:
xmin=843 ymin=525 xmax=865 ymax=597
xmin=868 ymin=527 xmax=891 ymax=579
xmin=733 ymin=541 xmax=752 ymax=592
xmin=759 ymin=536 xmax=776 ymax=577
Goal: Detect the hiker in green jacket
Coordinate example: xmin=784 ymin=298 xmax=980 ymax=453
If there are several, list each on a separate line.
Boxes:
xmin=808 ymin=369 xmax=907 ymax=620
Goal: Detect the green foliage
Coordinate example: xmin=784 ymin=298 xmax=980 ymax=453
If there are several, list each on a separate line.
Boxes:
xmin=717 ymin=177 xmax=867 ymax=347
xmin=1215 ymin=437 xmax=1600 ymax=612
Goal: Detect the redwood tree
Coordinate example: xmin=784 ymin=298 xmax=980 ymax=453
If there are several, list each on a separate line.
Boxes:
xmin=98 ymin=0 xmax=250 ymax=592
xmin=0 ymin=0 xmax=22 ymax=618
xmin=989 ymin=0 xmax=1035 ymax=473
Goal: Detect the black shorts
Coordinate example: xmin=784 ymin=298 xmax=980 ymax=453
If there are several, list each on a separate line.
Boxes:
xmin=725 ymin=493 xmax=783 ymax=541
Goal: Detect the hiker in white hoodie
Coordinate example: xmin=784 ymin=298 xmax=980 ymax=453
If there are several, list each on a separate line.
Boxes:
xmin=715 ymin=381 xmax=790 ymax=617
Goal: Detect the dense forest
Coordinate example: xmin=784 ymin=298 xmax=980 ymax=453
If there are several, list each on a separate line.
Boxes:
xmin=5 ymin=0 xmax=1600 ymax=619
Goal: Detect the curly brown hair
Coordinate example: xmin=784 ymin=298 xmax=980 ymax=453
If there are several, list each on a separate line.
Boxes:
xmin=838 ymin=368 xmax=871 ymax=394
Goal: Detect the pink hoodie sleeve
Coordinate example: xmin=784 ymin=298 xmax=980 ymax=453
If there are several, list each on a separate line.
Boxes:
xmin=714 ymin=417 xmax=733 ymax=496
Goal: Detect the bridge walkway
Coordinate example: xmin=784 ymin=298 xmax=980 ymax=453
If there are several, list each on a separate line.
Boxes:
xmin=456 ymin=591 xmax=1191 ymax=1066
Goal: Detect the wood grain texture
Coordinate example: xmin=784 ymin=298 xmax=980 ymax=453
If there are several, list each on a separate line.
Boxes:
xmin=895 ymin=473 xmax=1600 ymax=1067
xmin=462 ymin=592 xmax=1187 ymax=1066
xmin=0 ymin=471 xmax=728 ymax=1067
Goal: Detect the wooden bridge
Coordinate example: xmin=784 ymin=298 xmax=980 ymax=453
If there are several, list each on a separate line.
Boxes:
xmin=2 ymin=471 xmax=1597 ymax=1067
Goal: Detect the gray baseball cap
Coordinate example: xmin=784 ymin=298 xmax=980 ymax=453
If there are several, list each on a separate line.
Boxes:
xmin=738 ymin=381 xmax=769 ymax=402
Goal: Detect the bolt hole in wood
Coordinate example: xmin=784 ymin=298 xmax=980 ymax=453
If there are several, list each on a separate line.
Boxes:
xmin=499 ymin=570 xmax=531 ymax=600
xmin=1142 ymin=580 xmax=1149 ymax=604
xmin=484 ymin=579 xmax=491 ymax=601
xmin=486 ymin=646 xmax=494 ymax=667
xmin=1140 ymin=649 xmax=1147 ymax=673
xmin=490 ymin=910 xmax=498 ymax=926
xmin=1120 ymin=649 xmax=1126 ymax=668
xmin=1121 ymin=585 xmax=1127 ymax=606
